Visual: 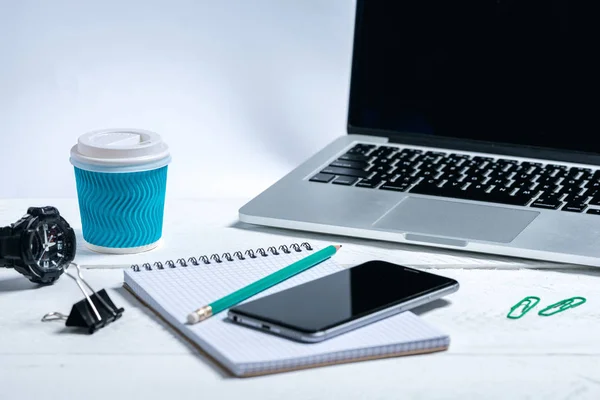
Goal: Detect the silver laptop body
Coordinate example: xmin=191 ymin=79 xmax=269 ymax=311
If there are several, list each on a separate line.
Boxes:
xmin=239 ymin=1 xmax=600 ymax=267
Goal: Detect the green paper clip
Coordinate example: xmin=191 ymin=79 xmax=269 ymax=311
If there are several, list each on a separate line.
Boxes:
xmin=538 ymin=296 xmax=587 ymax=317
xmin=507 ymin=296 xmax=540 ymax=319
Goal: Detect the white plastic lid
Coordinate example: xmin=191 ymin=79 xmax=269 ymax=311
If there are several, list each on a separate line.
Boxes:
xmin=70 ymin=129 xmax=171 ymax=172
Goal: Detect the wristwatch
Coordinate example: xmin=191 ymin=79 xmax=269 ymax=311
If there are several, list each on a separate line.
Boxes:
xmin=0 ymin=206 xmax=76 ymax=284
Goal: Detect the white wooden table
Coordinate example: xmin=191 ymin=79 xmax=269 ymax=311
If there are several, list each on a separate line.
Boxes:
xmin=1 ymin=198 xmax=600 ymax=400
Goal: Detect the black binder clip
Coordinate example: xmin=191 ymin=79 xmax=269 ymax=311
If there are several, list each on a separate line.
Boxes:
xmin=42 ymin=263 xmax=124 ymax=334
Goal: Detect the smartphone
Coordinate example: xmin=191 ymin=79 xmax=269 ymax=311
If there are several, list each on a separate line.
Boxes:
xmin=227 ymin=260 xmax=459 ymax=343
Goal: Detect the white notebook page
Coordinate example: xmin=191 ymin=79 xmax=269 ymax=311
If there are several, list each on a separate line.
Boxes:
xmin=124 ymin=246 xmax=449 ymax=376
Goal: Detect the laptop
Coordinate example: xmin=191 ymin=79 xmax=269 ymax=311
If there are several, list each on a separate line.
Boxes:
xmin=239 ymin=1 xmax=600 ymax=267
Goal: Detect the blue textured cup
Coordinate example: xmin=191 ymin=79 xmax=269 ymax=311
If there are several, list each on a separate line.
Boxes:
xmin=70 ymin=129 xmax=171 ymax=254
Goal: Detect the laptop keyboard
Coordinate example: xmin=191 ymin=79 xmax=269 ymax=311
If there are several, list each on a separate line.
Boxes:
xmin=309 ymin=144 xmax=600 ymax=214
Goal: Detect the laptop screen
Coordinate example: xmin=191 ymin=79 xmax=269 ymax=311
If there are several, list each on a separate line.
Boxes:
xmin=348 ymin=1 xmax=598 ymax=155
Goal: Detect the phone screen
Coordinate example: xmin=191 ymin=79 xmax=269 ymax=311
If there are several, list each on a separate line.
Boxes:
xmin=230 ymin=260 xmax=457 ymax=333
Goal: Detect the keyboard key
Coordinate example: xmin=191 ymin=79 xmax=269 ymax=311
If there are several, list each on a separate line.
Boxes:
xmin=321 ymin=166 xmax=370 ymax=178
xmin=497 ymin=158 xmax=519 ymax=165
xmin=440 ymin=172 xmax=462 ymax=181
xmin=535 ymin=168 xmax=553 ymax=177
xmin=443 ymin=165 xmax=461 ymax=173
xmin=585 ymin=181 xmax=600 ymax=190
xmin=537 ymin=176 xmax=560 ymax=185
xmin=530 ymin=168 xmax=546 ymax=178
xmin=461 ymin=166 xmax=486 ymax=175
xmin=418 ymin=155 xmax=442 ymax=164
xmin=393 ymin=165 xmax=417 ymax=175
xmin=370 ymin=164 xmax=392 ymax=174
xmin=552 ymin=169 xmax=568 ymax=178
xmin=557 ymin=186 xmax=584 ymax=196
xmin=370 ymin=172 xmax=395 ymax=182
xmin=561 ymin=178 xmax=584 ymax=187
xmin=463 ymin=174 xmax=485 ymax=183
xmin=563 ymin=194 xmax=588 ymax=204
xmin=510 ymin=180 xmax=535 ymax=189
xmin=519 ymin=189 xmax=540 ymax=198
xmin=371 ymin=148 xmax=395 ymax=158
xmin=484 ymin=163 xmax=506 ymax=173
xmin=488 ymin=178 xmax=509 ymax=187
xmin=379 ymin=174 xmax=418 ymax=190
xmin=448 ymin=153 xmax=471 ymax=159
xmin=396 ymin=160 xmax=418 ymax=169
xmin=356 ymin=143 xmax=376 ymax=149
xmin=589 ymin=197 xmax=600 ymax=206
xmin=393 ymin=176 xmax=419 ymax=186
xmin=409 ymin=181 xmax=448 ymax=196
xmin=414 ymin=170 xmax=438 ymax=179
xmin=536 ymin=184 xmax=559 ymax=193
xmin=586 ymin=209 xmax=600 ymax=215
xmin=562 ymin=203 xmax=587 ymax=213
xmin=380 ymin=182 xmax=412 ymax=191
xmin=536 ymin=192 xmax=562 ymax=203
xmin=531 ymin=200 xmax=562 ymax=210
xmin=487 ymin=171 xmax=512 ymax=180
xmin=566 ymin=168 xmax=592 ymax=180
xmin=461 ymin=160 xmax=482 ymax=169
xmin=486 ymin=187 xmax=536 ymax=206
xmin=444 ymin=158 xmax=467 ymax=167
xmin=417 ymin=162 xmax=442 ymax=171
xmin=346 ymin=145 xmax=372 ymax=155
xmin=469 ymin=185 xmax=495 ymax=199
xmin=330 ymin=159 xmax=368 ymax=170
xmin=372 ymin=157 xmax=393 ymax=167
xmin=332 ymin=176 xmax=358 ymax=186
xmin=547 ymin=164 xmax=568 ymax=170
xmin=444 ymin=179 xmax=468 ymax=191
xmin=520 ymin=162 xmax=543 ymax=169
xmin=491 ymin=186 xmax=511 ymax=195
xmin=356 ymin=179 xmax=382 ymax=188
xmin=425 ymin=151 xmax=447 ymax=157
xmin=472 ymin=156 xmax=493 ymax=165
xmin=513 ymin=173 xmax=535 ymax=182
xmin=398 ymin=148 xmax=422 ymax=157
xmin=309 ymin=173 xmax=335 ymax=183
xmin=338 ymin=153 xmax=370 ymax=162
xmin=470 ymin=183 xmax=491 ymax=191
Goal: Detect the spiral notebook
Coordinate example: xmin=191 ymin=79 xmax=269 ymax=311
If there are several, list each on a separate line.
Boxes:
xmin=123 ymin=242 xmax=450 ymax=377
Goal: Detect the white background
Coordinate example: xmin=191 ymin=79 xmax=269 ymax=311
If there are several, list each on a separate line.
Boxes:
xmin=0 ymin=0 xmax=356 ymax=199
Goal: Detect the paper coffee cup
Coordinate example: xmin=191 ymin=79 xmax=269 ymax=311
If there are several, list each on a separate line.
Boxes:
xmin=70 ymin=129 xmax=171 ymax=254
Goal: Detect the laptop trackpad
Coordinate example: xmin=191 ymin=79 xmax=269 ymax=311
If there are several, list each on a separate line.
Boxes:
xmin=373 ymin=197 xmax=539 ymax=243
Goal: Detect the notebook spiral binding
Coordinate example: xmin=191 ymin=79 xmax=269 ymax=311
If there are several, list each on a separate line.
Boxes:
xmin=130 ymin=242 xmax=314 ymax=272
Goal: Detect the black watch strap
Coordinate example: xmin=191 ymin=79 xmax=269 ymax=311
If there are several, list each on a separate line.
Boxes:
xmin=0 ymin=226 xmax=22 ymax=268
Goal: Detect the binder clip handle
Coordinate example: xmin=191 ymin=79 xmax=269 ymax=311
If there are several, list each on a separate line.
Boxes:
xmin=42 ymin=263 xmax=124 ymax=334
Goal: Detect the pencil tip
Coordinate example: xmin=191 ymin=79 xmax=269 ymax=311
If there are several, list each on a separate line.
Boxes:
xmin=334 ymin=245 xmax=342 ymax=251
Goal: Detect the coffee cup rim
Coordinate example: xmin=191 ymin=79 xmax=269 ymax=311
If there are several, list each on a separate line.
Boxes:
xmin=70 ymin=128 xmax=171 ymax=171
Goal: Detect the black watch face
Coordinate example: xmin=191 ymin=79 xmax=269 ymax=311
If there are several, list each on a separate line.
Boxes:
xmin=30 ymin=221 xmax=74 ymax=271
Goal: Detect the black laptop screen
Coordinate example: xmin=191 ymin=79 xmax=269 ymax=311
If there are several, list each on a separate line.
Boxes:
xmin=348 ymin=1 xmax=599 ymax=154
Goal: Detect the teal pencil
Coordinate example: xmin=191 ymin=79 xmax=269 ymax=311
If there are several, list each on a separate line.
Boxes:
xmin=186 ymin=244 xmax=341 ymax=324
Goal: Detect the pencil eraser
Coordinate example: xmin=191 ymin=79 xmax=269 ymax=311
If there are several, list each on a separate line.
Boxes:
xmin=187 ymin=312 xmax=200 ymax=324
